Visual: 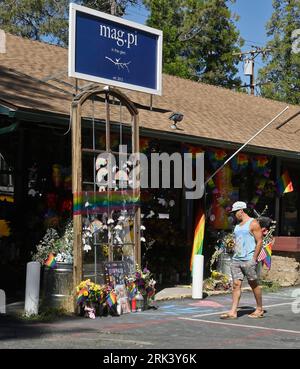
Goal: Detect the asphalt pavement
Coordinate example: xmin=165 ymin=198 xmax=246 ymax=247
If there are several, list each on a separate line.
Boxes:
xmin=0 ymin=286 xmax=300 ymax=349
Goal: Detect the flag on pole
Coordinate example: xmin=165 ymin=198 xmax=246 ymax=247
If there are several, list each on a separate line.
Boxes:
xmin=257 ymin=242 xmax=272 ymax=270
xmin=276 ymin=171 xmax=293 ymax=194
xmin=190 ymin=207 xmax=205 ymax=271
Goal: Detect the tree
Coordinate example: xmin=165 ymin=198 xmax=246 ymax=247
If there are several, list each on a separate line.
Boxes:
xmin=258 ymin=0 xmax=300 ymax=104
xmin=143 ymin=0 xmax=191 ymax=79
xmin=0 ymin=0 xmax=139 ymax=47
xmin=144 ymin=0 xmax=243 ymax=88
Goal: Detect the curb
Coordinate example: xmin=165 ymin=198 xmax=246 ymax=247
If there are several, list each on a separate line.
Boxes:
xmin=154 ymin=286 xmax=252 ymax=301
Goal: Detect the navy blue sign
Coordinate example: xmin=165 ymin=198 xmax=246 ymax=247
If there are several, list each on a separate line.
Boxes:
xmin=69 ymin=4 xmax=162 ymax=95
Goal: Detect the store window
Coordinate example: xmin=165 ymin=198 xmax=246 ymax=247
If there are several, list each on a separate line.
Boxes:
xmin=280 ymin=164 xmax=300 ymax=236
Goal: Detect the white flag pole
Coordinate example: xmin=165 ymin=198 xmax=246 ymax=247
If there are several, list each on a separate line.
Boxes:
xmin=205 ymin=106 xmax=289 ymax=186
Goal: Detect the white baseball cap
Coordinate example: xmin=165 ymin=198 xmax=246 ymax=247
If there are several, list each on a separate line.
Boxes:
xmin=231 ymin=201 xmax=247 ymax=212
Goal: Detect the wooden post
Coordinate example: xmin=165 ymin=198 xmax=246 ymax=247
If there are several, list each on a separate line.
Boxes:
xmin=105 ymin=92 xmax=113 ymax=262
xmin=71 ymin=101 xmax=83 ymax=312
xmin=132 ymin=114 xmax=141 ymax=267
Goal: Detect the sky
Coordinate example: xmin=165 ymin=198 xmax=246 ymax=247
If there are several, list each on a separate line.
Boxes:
xmin=124 ymin=0 xmax=274 ymax=90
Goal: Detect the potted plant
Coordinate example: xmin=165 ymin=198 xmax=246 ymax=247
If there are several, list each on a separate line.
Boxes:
xmin=32 ymin=219 xmax=74 ymax=311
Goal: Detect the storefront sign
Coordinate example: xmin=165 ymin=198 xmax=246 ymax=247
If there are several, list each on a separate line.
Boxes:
xmin=69 ymin=3 xmax=163 ymax=95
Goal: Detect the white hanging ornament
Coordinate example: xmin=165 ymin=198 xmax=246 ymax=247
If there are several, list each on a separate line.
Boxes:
xmin=95 ymin=156 xmax=107 ymax=170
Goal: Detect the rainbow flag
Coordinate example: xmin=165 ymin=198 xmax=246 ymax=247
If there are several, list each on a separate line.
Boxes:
xmin=44 ymin=253 xmax=56 ymax=268
xmin=190 ymin=207 xmax=205 ymax=271
xmin=106 ymin=291 xmax=117 ymax=307
xmin=276 ymin=171 xmax=294 ymax=194
xmin=73 ymin=190 xmax=140 ymax=215
xmin=257 ymin=242 xmax=272 ymax=270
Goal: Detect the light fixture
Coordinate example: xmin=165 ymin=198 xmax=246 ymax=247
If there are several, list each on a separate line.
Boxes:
xmin=169 ymin=112 xmax=184 ymax=129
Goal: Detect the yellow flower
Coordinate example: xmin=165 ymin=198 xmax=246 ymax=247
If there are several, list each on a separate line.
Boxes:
xmin=83 ymin=291 xmax=88 ymax=296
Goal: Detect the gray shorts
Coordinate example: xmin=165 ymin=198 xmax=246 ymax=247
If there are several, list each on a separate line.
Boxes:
xmin=230 ymin=259 xmax=258 ymax=282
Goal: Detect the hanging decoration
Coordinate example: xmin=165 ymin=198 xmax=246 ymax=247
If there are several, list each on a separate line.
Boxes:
xmin=251 ymin=156 xmax=270 ymax=177
xmin=140 ymin=137 xmax=150 ymax=154
xmin=182 ymin=144 xmax=204 ymax=159
xmin=73 ymin=190 xmax=140 ymax=215
xmin=208 ymin=149 xmax=227 ymax=169
xmin=231 ymin=153 xmax=249 ymax=173
xmin=210 ymin=165 xmax=234 ymax=230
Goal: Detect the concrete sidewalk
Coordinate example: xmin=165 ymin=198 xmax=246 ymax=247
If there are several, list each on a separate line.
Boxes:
xmin=154 ymin=284 xmax=251 ymax=301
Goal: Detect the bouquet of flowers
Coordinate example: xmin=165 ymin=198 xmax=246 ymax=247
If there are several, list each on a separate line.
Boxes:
xmin=124 ymin=265 xmax=156 ymax=302
xmin=204 ymin=270 xmax=231 ymax=292
xmin=76 ymin=279 xmax=118 ymax=318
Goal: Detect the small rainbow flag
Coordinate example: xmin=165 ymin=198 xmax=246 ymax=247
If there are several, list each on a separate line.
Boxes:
xmin=44 ymin=253 xmax=56 ymax=268
xmin=190 ymin=207 xmax=205 ymax=271
xmin=106 ymin=291 xmax=117 ymax=307
xmin=257 ymin=242 xmax=272 ymax=270
xmin=276 ymin=171 xmax=294 ymax=194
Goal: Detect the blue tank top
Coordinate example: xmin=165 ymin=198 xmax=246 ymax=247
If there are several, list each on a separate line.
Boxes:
xmin=233 ymin=218 xmax=256 ymax=261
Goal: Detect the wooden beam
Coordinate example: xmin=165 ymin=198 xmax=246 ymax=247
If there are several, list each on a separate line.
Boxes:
xmin=71 ymin=101 xmax=83 ymax=313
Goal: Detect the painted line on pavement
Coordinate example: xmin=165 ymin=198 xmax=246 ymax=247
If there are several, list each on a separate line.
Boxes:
xmin=192 ymin=301 xmax=294 ymax=318
xmin=178 ymin=316 xmax=300 ymax=335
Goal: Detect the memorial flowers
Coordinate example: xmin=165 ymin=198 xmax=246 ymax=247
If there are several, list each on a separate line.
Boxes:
xmin=76 ymin=279 xmax=118 ymax=319
xmin=124 ymin=265 xmax=156 ymax=303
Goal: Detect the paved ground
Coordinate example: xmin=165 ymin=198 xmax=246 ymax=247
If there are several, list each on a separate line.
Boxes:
xmin=0 ymin=286 xmax=300 ymax=349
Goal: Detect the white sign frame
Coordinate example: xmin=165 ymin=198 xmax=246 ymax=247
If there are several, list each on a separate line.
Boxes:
xmin=68 ymin=3 xmax=163 ymax=95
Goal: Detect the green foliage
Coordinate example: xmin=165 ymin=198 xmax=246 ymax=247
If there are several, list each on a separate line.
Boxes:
xmin=0 ymin=0 xmax=138 ymax=46
xmin=143 ymin=0 xmax=243 ymax=88
xmin=0 ymin=0 xmax=69 ymax=46
xmin=21 ymin=307 xmax=69 ymax=321
xmin=258 ymin=0 xmax=300 ymax=104
xmin=32 ymin=219 xmax=73 ymax=264
xmin=260 ymin=279 xmax=281 ymax=292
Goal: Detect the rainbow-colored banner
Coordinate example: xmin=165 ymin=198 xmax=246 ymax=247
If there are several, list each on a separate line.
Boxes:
xmin=44 ymin=253 xmax=57 ymax=269
xmin=190 ymin=207 xmax=205 ymax=271
xmin=73 ymin=190 xmax=140 ymax=215
xmin=276 ymin=171 xmax=294 ymax=194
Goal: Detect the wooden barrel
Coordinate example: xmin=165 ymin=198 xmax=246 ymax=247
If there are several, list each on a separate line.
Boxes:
xmin=41 ymin=263 xmax=73 ymax=312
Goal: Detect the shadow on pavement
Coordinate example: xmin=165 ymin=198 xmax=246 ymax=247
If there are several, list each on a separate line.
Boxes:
xmin=0 ymin=314 xmax=95 ymax=342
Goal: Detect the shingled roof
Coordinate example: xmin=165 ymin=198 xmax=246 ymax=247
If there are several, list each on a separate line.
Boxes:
xmin=0 ymin=32 xmax=300 ymax=157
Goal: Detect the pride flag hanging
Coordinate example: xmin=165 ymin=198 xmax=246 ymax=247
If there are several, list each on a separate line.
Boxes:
xmin=44 ymin=253 xmax=57 ymax=269
xmin=190 ymin=207 xmax=205 ymax=271
xmin=276 ymin=171 xmax=294 ymax=194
